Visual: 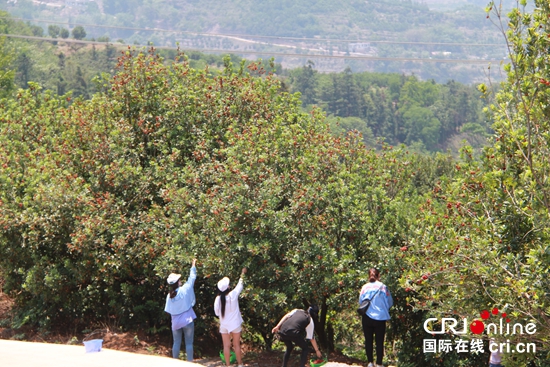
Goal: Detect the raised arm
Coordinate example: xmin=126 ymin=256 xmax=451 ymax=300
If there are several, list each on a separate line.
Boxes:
xmin=185 ymin=258 xmax=197 ymax=287
xmin=231 ymin=267 xmax=247 ymax=296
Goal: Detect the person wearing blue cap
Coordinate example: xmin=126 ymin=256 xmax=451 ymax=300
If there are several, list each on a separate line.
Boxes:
xmin=164 ymin=259 xmax=197 ymax=361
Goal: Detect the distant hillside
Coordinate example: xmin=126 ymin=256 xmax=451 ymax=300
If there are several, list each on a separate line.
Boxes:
xmin=0 ymin=0 xmax=514 ymax=84
xmin=0 ymin=10 xmax=491 ymax=155
xmin=414 ymin=0 xmax=518 ymax=10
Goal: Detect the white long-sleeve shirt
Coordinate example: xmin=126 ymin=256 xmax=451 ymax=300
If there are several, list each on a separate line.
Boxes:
xmin=214 ymin=277 xmax=244 ymax=332
xmin=489 ymin=339 xmax=502 ymax=364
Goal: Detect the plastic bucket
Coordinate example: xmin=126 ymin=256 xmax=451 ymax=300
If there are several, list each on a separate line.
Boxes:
xmin=310 ymin=358 xmax=327 ymax=367
xmin=219 ymin=350 xmax=236 ymax=363
xmin=83 ymin=339 xmax=103 ymax=353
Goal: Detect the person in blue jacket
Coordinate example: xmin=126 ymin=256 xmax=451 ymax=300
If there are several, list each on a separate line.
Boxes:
xmin=165 ymin=259 xmax=197 ymax=361
xmin=358 ymin=268 xmax=393 ymax=367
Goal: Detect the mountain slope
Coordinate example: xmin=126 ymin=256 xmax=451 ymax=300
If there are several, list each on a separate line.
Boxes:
xmin=1 ymin=0 xmax=511 ymax=83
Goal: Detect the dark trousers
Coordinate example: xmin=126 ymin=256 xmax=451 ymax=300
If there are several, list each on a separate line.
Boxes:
xmin=280 ymin=334 xmax=309 ymax=367
xmin=361 ymin=314 xmax=386 ymax=365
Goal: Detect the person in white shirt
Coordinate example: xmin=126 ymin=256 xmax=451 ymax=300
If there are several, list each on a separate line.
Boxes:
xmin=164 ymin=259 xmax=197 ymax=360
xmin=215 ymin=268 xmax=247 ymax=367
xmin=489 ymin=338 xmax=503 ymax=367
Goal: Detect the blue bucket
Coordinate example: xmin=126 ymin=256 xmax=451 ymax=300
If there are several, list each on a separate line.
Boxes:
xmin=83 ymin=339 xmax=103 ymax=353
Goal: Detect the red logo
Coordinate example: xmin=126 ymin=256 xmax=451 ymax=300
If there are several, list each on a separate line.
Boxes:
xmin=469 ymin=307 xmax=510 ymax=334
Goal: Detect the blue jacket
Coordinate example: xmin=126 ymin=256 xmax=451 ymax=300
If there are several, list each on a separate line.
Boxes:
xmin=164 ymin=266 xmax=197 ymax=315
xmin=358 ymin=280 xmax=393 ymax=321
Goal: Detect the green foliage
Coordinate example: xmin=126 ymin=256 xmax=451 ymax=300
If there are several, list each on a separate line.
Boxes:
xmin=400 ymin=106 xmax=440 ymax=150
xmin=399 ymin=1 xmax=550 ymax=365
xmin=288 ymin=60 xmax=318 ymax=106
xmin=71 ymin=26 xmax=86 ymax=40
xmin=2 ymin=3 xmax=548 ymax=365
xmin=60 ymin=28 xmax=69 ymax=39
xmin=1 ymin=9 xmax=491 ymax=152
xmin=0 ymin=48 xmax=449 ymax=367
xmin=1 ymin=0 xmax=504 ymax=83
xmin=0 ymin=35 xmax=15 ymax=98
xmin=326 ymin=116 xmax=375 ymax=147
xmin=47 ymin=24 xmax=60 ymax=38
xmin=0 ymin=11 xmax=250 ymax=100
xmin=288 ymin=68 xmax=489 ymax=153
xmin=29 ymin=24 xmax=43 ymax=37
xmin=0 ymin=12 xmax=16 ymax=98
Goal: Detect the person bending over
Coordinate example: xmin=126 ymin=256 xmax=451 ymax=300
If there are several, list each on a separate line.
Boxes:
xmin=272 ymin=306 xmax=322 ymax=367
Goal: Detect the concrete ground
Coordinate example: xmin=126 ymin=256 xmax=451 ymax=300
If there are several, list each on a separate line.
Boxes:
xmin=0 ymin=339 xmax=364 ymax=367
xmin=0 ymin=339 xmax=197 ymax=367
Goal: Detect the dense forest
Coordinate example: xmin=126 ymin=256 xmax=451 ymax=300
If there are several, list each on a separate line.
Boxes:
xmin=287 ymin=63 xmax=489 ymax=151
xmin=0 ymin=0 xmax=512 ymax=84
xmin=1 ymin=1 xmax=549 ymax=366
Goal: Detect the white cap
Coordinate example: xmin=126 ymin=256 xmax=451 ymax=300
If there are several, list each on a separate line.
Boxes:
xmin=167 ymin=273 xmax=181 ymax=285
xmin=217 ymin=277 xmax=230 ymax=292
